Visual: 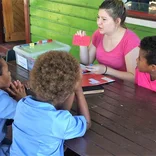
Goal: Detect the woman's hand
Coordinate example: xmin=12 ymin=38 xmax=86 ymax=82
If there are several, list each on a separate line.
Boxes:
xmin=86 ymin=64 xmax=107 ymax=74
xmin=76 ymin=30 xmax=86 ymax=36
xmin=6 ymin=80 xmax=27 ymax=101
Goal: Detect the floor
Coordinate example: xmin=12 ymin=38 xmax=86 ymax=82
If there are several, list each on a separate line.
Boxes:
xmin=0 ymin=41 xmax=25 ymax=57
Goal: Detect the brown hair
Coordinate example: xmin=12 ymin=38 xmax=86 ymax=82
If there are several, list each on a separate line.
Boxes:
xmin=30 ymin=51 xmax=80 ymax=104
xmin=99 ymin=0 xmax=126 ymax=28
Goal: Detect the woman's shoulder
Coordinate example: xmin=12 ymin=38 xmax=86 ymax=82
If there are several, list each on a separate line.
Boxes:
xmin=125 ymin=29 xmax=140 ymax=40
xmin=122 ymin=29 xmax=140 ymax=46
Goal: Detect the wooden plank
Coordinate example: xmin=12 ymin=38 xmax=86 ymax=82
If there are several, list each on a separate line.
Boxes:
xmin=90 ymin=122 xmax=155 ymax=155
xmin=30 ymin=16 xmax=93 ymax=36
xmin=0 ymin=0 xmax=4 ymax=43
xmin=24 ymin=0 xmax=31 ymax=43
xmin=30 ymin=0 xmax=103 ymax=9
xmin=71 ymin=102 xmax=156 ymax=155
xmin=30 ymin=26 xmax=72 ymax=44
xmin=65 ymin=136 xmax=113 ymax=156
xmin=30 ymin=7 xmax=97 ymax=32
xmin=30 ymin=0 xmax=98 ymax=20
xmin=84 ymin=130 xmax=137 ymax=156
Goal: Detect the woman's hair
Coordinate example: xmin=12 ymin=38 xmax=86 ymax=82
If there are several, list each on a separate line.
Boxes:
xmin=140 ymin=36 xmax=156 ymax=65
xmin=99 ymin=0 xmax=126 ymax=28
xmin=30 ymin=51 xmax=80 ymax=104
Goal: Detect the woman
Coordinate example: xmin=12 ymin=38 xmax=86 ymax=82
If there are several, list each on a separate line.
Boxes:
xmin=77 ymin=0 xmax=140 ymax=82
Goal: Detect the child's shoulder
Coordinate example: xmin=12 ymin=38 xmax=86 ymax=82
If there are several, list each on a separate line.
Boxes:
xmin=0 ymin=89 xmax=17 ymax=105
xmin=0 ymin=89 xmax=9 ymax=96
xmin=124 ymin=29 xmax=140 ymax=42
xmin=0 ymin=89 xmax=17 ymax=119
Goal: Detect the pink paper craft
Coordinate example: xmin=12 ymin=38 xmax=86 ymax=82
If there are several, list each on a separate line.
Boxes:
xmin=72 ymin=35 xmax=90 ymax=46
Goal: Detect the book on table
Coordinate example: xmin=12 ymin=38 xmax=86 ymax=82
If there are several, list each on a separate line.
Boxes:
xmin=81 ymin=73 xmax=115 ymax=95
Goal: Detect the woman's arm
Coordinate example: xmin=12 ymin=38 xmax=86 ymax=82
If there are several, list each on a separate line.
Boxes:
xmin=86 ymin=47 xmax=139 ymax=82
xmin=80 ymin=43 xmax=96 ymax=65
xmin=76 ymin=31 xmax=96 ymax=65
xmin=107 ymin=47 xmax=139 ymax=82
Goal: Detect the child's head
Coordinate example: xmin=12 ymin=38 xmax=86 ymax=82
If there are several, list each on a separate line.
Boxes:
xmin=30 ymin=51 xmax=81 ymax=105
xmin=0 ymin=58 xmax=11 ymax=88
xmin=137 ymin=36 xmax=156 ymax=73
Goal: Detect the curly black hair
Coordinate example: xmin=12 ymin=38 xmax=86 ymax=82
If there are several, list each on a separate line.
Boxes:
xmin=30 ymin=51 xmax=80 ymax=104
xmin=140 ymin=36 xmax=156 ymax=65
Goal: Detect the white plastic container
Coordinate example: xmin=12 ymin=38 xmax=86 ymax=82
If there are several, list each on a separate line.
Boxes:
xmin=13 ymin=40 xmax=71 ymax=70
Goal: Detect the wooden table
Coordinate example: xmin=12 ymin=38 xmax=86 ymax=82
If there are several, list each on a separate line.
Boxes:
xmin=8 ymin=62 xmax=156 ymax=156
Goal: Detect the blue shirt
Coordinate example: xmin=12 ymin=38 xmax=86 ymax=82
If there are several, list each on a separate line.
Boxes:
xmin=0 ymin=90 xmax=17 ymax=156
xmin=0 ymin=90 xmax=17 ymax=143
xmin=10 ymin=96 xmax=87 ymax=156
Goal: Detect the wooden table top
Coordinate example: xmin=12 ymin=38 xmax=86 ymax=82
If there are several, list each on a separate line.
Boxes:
xmin=8 ymin=62 xmax=156 ymax=156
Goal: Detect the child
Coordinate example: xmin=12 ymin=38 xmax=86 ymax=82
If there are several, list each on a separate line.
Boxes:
xmin=0 ymin=58 xmax=26 ymax=156
xmin=136 ymin=36 xmax=156 ymax=91
xmin=10 ymin=51 xmax=91 ymax=156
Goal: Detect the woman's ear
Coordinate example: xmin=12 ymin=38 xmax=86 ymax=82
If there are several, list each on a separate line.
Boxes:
xmin=115 ymin=18 xmax=121 ymax=26
xmin=150 ymin=64 xmax=156 ymax=72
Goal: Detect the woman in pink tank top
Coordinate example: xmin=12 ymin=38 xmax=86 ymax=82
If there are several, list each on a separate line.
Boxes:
xmin=76 ymin=0 xmax=140 ymax=82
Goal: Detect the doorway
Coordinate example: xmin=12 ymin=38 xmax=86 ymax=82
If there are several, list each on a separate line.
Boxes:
xmin=0 ymin=0 xmax=25 ymax=43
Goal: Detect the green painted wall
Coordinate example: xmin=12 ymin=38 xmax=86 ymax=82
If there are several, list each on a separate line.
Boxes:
xmin=29 ymin=0 xmax=156 ymax=60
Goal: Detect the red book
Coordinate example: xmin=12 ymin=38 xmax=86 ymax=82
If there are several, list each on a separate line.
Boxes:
xmin=82 ymin=73 xmax=115 ymax=87
xmin=81 ymin=73 xmax=115 ymax=95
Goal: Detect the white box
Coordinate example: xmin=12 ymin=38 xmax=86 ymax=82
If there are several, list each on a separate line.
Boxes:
xmin=13 ymin=40 xmax=71 ymax=70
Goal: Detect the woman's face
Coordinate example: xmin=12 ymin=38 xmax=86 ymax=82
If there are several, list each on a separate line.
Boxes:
xmin=97 ymin=9 xmax=117 ymax=35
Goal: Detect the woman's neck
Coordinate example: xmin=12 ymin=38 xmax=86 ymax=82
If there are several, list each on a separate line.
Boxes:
xmin=105 ymin=27 xmax=125 ymax=39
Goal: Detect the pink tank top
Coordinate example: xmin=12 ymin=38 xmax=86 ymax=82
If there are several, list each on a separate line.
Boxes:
xmin=92 ymin=29 xmax=140 ymax=71
xmin=135 ymin=68 xmax=156 ymax=92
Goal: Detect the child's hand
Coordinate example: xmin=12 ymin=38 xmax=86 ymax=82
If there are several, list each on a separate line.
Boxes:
xmin=6 ymin=80 xmax=27 ymax=101
xmin=75 ymin=77 xmax=83 ymax=95
xmin=74 ymin=80 xmax=91 ymax=129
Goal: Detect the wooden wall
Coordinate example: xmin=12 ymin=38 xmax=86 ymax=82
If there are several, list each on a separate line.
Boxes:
xmin=29 ymin=0 xmax=156 ymax=60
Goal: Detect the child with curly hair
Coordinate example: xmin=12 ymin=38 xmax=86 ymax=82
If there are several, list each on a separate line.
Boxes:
xmin=136 ymin=36 xmax=156 ymax=91
xmin=0 ymin=58 xmax=26 ymax=156
xmin=10 ymin=51 xmax=91 ymax=156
